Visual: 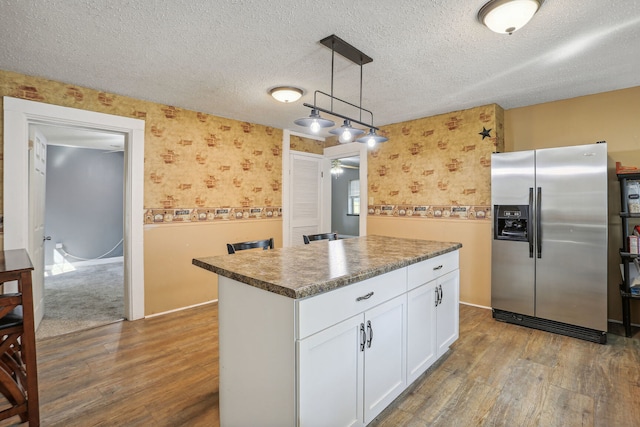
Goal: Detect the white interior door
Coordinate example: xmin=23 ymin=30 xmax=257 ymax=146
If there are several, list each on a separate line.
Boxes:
xmin=289 ymin=152 xmax=329 ymax=246
xmin=28 ymin=127 xmax=47 ymax=328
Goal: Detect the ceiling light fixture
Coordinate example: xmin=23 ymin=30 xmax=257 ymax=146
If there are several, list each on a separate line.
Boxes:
xmin=478 ymin=0 xmax=544 ymax=35
xmin=329 ymin=120 xmax=365 ymax=143
xmin=294 ymin=34 xmax=388 ymax=146
xmin=270 ymin=86 xmax=303 ymax=103
xmin=331 ymin=159 xmax=344 ymax=175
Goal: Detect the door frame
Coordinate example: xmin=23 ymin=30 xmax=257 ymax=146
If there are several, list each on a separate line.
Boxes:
xmin=282 ymin=129 xmax=330 ymax=247
xmin=3 ymin=96 xmax=145 ymax=321
xmin=323 ymin=142 xmax=368 ymax=237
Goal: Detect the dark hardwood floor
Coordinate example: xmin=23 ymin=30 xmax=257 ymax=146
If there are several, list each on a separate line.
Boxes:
xmin=1 ymin=303 xmax=638 ymax=426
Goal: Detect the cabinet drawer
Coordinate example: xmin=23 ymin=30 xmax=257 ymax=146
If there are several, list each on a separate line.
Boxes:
xmin=296 ymin=268 xmax=407 ymax=340
xmin=407 ymin=250 xmax=459 ymax=291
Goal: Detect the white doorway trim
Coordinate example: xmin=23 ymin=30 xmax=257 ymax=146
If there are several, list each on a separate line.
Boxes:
xmin=3 ymin=96 xmax=145 ymax=320
xmin=323 ymin=142 xmax=368 ymax=236
xmin=282 ymin=129 xmax=329 ymax=247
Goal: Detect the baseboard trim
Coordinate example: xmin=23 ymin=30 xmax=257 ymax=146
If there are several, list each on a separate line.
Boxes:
xmin=460 ymin=301 xmax=492 ymax=310
xmin=144 ymin=299 xmax=218 ymax=319
xmin=46 ymin=255 xmax=123 ymax=270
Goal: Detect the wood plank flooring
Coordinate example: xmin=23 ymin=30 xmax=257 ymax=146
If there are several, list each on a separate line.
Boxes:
xmin=1 ymin=303 xmax=638 ymax=426
xmin=370 ymin=306 xmax=640 ymax=427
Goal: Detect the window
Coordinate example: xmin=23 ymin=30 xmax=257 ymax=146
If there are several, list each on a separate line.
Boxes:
xmin=348 ymin=179 xmax=360 ymax=215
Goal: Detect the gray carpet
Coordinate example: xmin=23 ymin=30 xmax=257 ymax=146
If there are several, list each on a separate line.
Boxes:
xmin=36 ymin=261 xmax=124 ymax=340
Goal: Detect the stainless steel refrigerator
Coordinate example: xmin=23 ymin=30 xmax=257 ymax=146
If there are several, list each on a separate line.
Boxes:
xmin=491 ymin=142 xmax=608 ymax=343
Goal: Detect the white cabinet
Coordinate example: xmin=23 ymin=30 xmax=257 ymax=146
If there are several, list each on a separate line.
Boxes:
xmin=298 ymin=295 xmax=406 ymax=427
xmin=407 ymin=252 xmax=459 ymax=384
xmin=436 ymin=270 xmax=459 ymax=357
xmin=362 ymin=295 xmax=406 ymax=424
xmin=407 ymin=281 xmax=437 ymax=384
xmin=297 ymin=266 xmax=407 ymax=427
xmin=298 ymin=313 xmax=364 ymax=427
xmin=216 ymin=250 xmax=459 ymax=427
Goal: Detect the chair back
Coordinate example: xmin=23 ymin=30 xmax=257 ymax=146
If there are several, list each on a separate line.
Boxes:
xmin=227 ymin=237 xmax=274 ymax=254
xmin=303 ymin=233 xmax=338 ymax=244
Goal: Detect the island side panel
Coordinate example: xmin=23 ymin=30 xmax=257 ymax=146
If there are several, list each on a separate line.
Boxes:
xmin=219 ymin=276 xmax=296 ymax=427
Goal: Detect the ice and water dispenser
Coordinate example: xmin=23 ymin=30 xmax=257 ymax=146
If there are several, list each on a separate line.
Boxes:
xmin=493 ymin=205 xmax=530 ymax=242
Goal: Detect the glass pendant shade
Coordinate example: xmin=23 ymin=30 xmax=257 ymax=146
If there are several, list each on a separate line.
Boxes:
xmin=478 ymin=0 xmax=543 ymax=34
xmin=329 ymin=120 xmax=365 ymax=143
xmin=294 ymin=109 xmax=335 ymax=133
xmin=356 ymin=128 xmax=388 ymax=146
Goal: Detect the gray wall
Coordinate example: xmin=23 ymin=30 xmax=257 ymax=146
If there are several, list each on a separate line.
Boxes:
xmin=44 ymin=145 xmax=124 ymax=265
xmin=331 ymin=168 xmax=360 ymax=237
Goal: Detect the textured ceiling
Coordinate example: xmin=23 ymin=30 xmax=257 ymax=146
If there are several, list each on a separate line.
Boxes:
xmin=1 ymin=1 xmax=639 ymax=136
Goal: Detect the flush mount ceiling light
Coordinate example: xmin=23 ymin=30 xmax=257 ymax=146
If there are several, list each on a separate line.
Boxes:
xmin=478 ymin=0 xmax=544 ymax=35
xmin=270 ymin=86 xmax=303 ymax=103
xmin=294 ymin=34 xmax=388 ymax=146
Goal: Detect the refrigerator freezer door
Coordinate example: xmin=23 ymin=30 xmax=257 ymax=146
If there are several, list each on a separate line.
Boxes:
xmin=534 ymin=143 xmax=608 ymax=331
xmin=491 ymin=151 xmax=536 ymax=316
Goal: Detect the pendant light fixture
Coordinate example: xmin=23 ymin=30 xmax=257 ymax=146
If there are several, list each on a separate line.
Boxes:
xmin=294 ymin=35 xmax=388 ymax=145
xmin=329 ymin=120 xmax=365 ymax=143
xmin=356 ymin=128 xmax=388 ymax=147
xmin=478 ymin=0 xmax=544 ymax=35
xmin=294 ymin=108 xmax=335 ymax=133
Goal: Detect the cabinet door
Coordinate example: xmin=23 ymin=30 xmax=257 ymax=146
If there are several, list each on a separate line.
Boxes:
xmin=436 ymin=270 xmax=460 ymax=358
xmin=407 ymin=280 xmax=438 ymax=384
xmin=298 ymin=314 xmax=364 ymax=427
xmin=363 ymin=294 xmax=407 ymax=424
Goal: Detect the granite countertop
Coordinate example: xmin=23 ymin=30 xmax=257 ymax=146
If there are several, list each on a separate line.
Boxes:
xmin=193 ymin=235 xmax=461 ymax=299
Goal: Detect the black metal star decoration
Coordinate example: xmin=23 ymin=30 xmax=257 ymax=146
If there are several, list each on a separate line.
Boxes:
xmin=479 ymin=127 xmax=492 ymax=140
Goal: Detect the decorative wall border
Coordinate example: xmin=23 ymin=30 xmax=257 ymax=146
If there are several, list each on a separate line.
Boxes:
xmin=367 ymin=205 xmax=491 ymax=220
xmin=144 ymin=206 xmax=282 ymax=224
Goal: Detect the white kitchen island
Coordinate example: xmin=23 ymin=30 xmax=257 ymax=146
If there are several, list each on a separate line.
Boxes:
xmin=193 ymin=235 xmax=462 ymax=427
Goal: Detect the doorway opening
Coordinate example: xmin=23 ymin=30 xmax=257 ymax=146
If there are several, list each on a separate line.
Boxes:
xmin=330 ymin=157 xmax=360 ymax=239
xmin=3 ymin=97 xmax=145 ymax=332
xmin=324 ymin=142 xmax=368 ymax=239
xmin=34 ymin=124 xmax=126 ymax=339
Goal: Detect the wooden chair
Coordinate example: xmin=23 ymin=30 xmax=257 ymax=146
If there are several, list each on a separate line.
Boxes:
xmin=227 ymin=238 xmax=274 ymax=254
xmin=0 ymin=249 xmax=39 ymax=426
xmin=303 ymin=233 xmax=338 ymax=244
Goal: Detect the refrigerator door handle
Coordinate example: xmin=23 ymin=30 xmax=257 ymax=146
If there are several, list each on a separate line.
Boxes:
xmin=528 ymin=187 xmax=534 ymax=258
xmin=537 ymin=187 xmax=542 ymax=258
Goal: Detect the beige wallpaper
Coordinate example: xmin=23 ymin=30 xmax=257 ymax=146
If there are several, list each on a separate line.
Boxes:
xmin=0 ymin=69 xmax=283 ymax=225
xmin=290 ymin=135 xmax=324 ymax=154
xmin=367 ymin=103 xmax=503 ymax=220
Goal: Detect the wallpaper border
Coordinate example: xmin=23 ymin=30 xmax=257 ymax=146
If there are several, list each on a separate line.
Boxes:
xmin=368 ymin=204 xmax=491 ymax=220
xmin=144 ymin=206 xmax=282 ymax=224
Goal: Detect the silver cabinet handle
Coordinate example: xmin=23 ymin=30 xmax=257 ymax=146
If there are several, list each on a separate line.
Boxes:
xmin=435 ymin=287 xmax=439 ymax=307
xmin=360 ymin=323 xmax=366 ymax=352
xmin=356 ymin=291 xmax=374 ymax=302
xmin=433 ymin=265 xmax=443 ymax=271
xmin=438 ymin=285 xmax=443 ymax=305
xmin=366 ymin=320 xmax=373 ymax=348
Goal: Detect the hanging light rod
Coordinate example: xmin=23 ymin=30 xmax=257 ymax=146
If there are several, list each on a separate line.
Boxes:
xmin=294 ymin=34 xmax=387 ymax=145
xmin=319 ymin=34 xmax=372 ymax=66
xmin=303 ymin=90 xmax=378 ymax=131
